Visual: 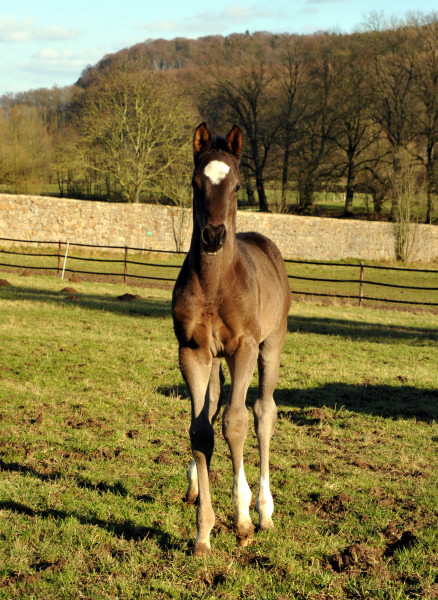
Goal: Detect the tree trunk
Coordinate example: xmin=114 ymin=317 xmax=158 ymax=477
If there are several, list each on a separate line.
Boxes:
xmin=298 ymin=175 xmax=314 ymax=214
xmin=241 ymin=164 xmax=256 ymax=207
xmin=344 ymin=163 xmax=355 ymax=217
xmin=256 ymin=175 xmax=269 ymax=212
xmin=373 ymin=189 xmax=384 ymax=218
xmin=281 ymin=144 xmax=290 ymax=212
xmin=249 ymin=138 xmax=269 ymax=212
xmin=425 ymin=151 xmax=434 ymax=224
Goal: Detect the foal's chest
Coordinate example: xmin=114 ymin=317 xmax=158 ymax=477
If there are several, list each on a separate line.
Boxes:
xmin=188 ymin=302 xmax=239 ymax=358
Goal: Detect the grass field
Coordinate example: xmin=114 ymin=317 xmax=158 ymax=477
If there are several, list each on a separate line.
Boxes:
xmin=0 ymin=273 xmax=437 ymax=599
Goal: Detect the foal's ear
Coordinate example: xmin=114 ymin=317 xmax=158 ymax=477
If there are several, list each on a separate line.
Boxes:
xmin=226 ymin=124 xmax=243 ymax=160
xmin=193 ymin=122 xmax=211 ymax=163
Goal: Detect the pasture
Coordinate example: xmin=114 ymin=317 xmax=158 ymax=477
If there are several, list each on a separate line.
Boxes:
xmin=0 ymin=273 xmax=437 ymax=599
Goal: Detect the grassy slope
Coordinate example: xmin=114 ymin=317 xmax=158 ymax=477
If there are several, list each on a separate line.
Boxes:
xmin=0 ymin=273 xmax=437 ymax=599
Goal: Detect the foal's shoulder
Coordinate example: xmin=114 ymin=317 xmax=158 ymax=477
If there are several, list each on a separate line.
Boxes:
xmin=236 ymin=231 xmax=282 ymax=261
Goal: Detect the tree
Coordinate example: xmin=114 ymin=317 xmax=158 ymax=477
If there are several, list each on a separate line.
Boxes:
xmin=389 ymin=149 xmax=426 ymax=261
xmin=200 ymin=37 xmax=277 ymax=211
xmin=77 ymin=60 xmax=196 ymax=203
xmin=160 ymin=154 xmax=193 ymax=252
xmin=329 ymin=36 xmax=383 ymax=216
xmin=0 ymin=104 xmax=50 ymax=193
xmin=273 ymin=35 xmax=308 ymax=210
xmin=290 ymin=35 xmax=338 ymax=213
xmin=410 ymin=15 xmax=438 ymax=222
xmin=369 ymin=26 xmax=417 ymax=219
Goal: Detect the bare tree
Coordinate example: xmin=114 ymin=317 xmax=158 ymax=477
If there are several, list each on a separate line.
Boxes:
xmin=329 ymin=37 xmax=383 ymax=216
xmin=77 ymin=61 xmax=195 ymax=203
xmin=0 ymin=104 xmax=50 ymax=193
xmin=290 ymin=36 xmax=338 ymax=213
xmin=273 ymin=36 xmax=307 ymax=210
xmin=369 ymin=26 xmax=417 ymax=219
xmin=410 ymin=15 xmax=438 ymax=222
xmin=160 ymin=155 xmax=193 ymax=252
xmin=200 ymin=38 xmax=277 ymax=211
xmin=390 ymin=149 xmax=426 ymax=261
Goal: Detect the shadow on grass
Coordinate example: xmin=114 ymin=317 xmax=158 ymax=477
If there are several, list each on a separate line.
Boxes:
xmin=160 ymin=382 xmax=438 ymax=423
xmin=0 ymin=284 xmax=171 ymax=318
xmin=0 ymin=500 xmax=178 ymax=550
xmin=288 ymin=315 xmax=438 ymax=344
xmin=0 ymin=458 xmax=179 ymax=549
xmin=0 ymin=461 xmax=152 ymax=500
xmin=274 ymin=383 xmax=438 ymax=423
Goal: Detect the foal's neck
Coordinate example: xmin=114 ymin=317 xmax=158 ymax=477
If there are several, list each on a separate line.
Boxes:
xmin=190 ymin=236 xmax=236 ymax=299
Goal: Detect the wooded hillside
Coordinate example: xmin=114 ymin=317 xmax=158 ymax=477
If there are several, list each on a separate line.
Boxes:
xmin=1 ymin=14 xmax=437 ymax=223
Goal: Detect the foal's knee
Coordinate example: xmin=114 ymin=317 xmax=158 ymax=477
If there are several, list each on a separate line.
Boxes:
xmin=253 ymin=397 xmax=277 ymax=434
xmin=190 ymin=419 xmax=214 ymax=463
xmin=222 ymin=404 xmax=249 ymax=448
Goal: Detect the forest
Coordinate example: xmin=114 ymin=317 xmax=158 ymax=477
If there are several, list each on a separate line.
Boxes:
xmin=0 ymin=13 xmax=437 ymax=223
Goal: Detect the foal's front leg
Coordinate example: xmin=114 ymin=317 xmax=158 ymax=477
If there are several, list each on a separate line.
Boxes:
xmin=223 ymin=338 xmax=259 ymax=546
xmin=186 ymin=358 xmax=224 ymax=504
xmin=179 ymin=346 xmax=215 ymax=556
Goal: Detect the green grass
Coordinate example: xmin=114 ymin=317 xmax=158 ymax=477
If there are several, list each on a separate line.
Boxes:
xmin=0 ymin=273 xmax=437 ymax=599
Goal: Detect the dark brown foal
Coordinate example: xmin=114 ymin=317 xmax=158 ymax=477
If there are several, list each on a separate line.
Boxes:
xmin=172 ymin=122 xmax=291 ymax=556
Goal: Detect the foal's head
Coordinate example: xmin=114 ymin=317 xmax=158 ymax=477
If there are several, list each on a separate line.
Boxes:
xmin=192 ymin=123 xmax=243 ymax=256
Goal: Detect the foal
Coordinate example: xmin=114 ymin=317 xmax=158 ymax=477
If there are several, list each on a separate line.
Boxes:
xmin=172 ymin=123 xmax=291 ymax=556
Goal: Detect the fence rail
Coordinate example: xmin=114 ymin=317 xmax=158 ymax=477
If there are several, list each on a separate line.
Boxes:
xmin=1 ymin=237 xmax=437 ymax=308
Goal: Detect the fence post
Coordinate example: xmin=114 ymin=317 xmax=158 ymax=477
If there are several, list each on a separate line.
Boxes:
xmin=57 ymin=241 xmax=62 ymax=277
xmin=124 ymin=246 xmax=128 ymax=284
xmin=61 ymin=241 xmax=70 ymax=280
xmin=359 ymin=262 xmax=364 ymax=307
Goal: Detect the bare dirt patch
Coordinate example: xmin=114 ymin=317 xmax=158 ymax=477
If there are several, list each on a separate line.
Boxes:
xmin=117 ymin=293 xmax=142 ymax=301
xmin=383 ymin=521 xmax=418 ymax=556
xmin=330 ymin=542 xmax=384 ymax=575
xmin=309 ymin=492 xmax=353 ymax=518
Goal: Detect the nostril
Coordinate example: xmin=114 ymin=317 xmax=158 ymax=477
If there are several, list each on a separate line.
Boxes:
xmin=217 ymin=224 xmax=226 ymax=246
xmin=202 ymin=224 xmax=227 ymax=252
xmin=201 ymin=227 xmax=212 ymax=246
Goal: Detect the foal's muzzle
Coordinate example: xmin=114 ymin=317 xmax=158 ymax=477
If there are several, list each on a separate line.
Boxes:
xmin=201 ymin=223 xmax=226 ymax=255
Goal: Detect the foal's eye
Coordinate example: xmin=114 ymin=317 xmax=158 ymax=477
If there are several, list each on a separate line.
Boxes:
xmin=234 ymin=184 xmax=241 ymax=193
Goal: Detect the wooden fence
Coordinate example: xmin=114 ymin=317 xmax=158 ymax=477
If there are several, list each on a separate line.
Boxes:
xmin=0 ymin=238 xmax=437 ymax=308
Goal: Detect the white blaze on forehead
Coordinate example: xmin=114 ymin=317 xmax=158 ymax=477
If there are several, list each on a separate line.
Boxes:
xmin=204 ymin=160 xmax=230 ymax=185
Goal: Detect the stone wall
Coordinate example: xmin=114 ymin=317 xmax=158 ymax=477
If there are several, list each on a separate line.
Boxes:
xmin=1 ymin=193 xmax=437 ymax=262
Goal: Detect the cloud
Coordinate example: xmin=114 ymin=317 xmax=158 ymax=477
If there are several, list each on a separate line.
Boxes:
xmin=136 ymin=4 xmax=277 ymax=36
xmin=220 ymin=5 xmax=271 ymax=22
xmin=0 ymin=16 xmax=78 ymax=43
xmin=31 ymin=46 xmax=100 ymax=75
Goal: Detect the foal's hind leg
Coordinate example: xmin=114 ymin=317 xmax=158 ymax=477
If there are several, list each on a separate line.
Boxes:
xmin=253 ymin=325 xmax=286 ymax=531
xmin=186 ymin=358 xmax=224 ymax=504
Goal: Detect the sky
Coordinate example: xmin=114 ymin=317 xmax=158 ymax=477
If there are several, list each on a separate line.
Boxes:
xmin=1 ymin=0 xmax=437 ymax=96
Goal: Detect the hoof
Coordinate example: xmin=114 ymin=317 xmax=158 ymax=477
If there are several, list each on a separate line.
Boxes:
xmin=236 ymin=521 xmax=254 ymax=547
xmin=193 ymin=541 xmax=210 ymax=557
xmin=184 ymin=491 xmax=198 ymax=505
xmin=237 ymin=533 xmax=254 ymax=547
xmin=258 ymin=518 xmax=274 ymax=532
